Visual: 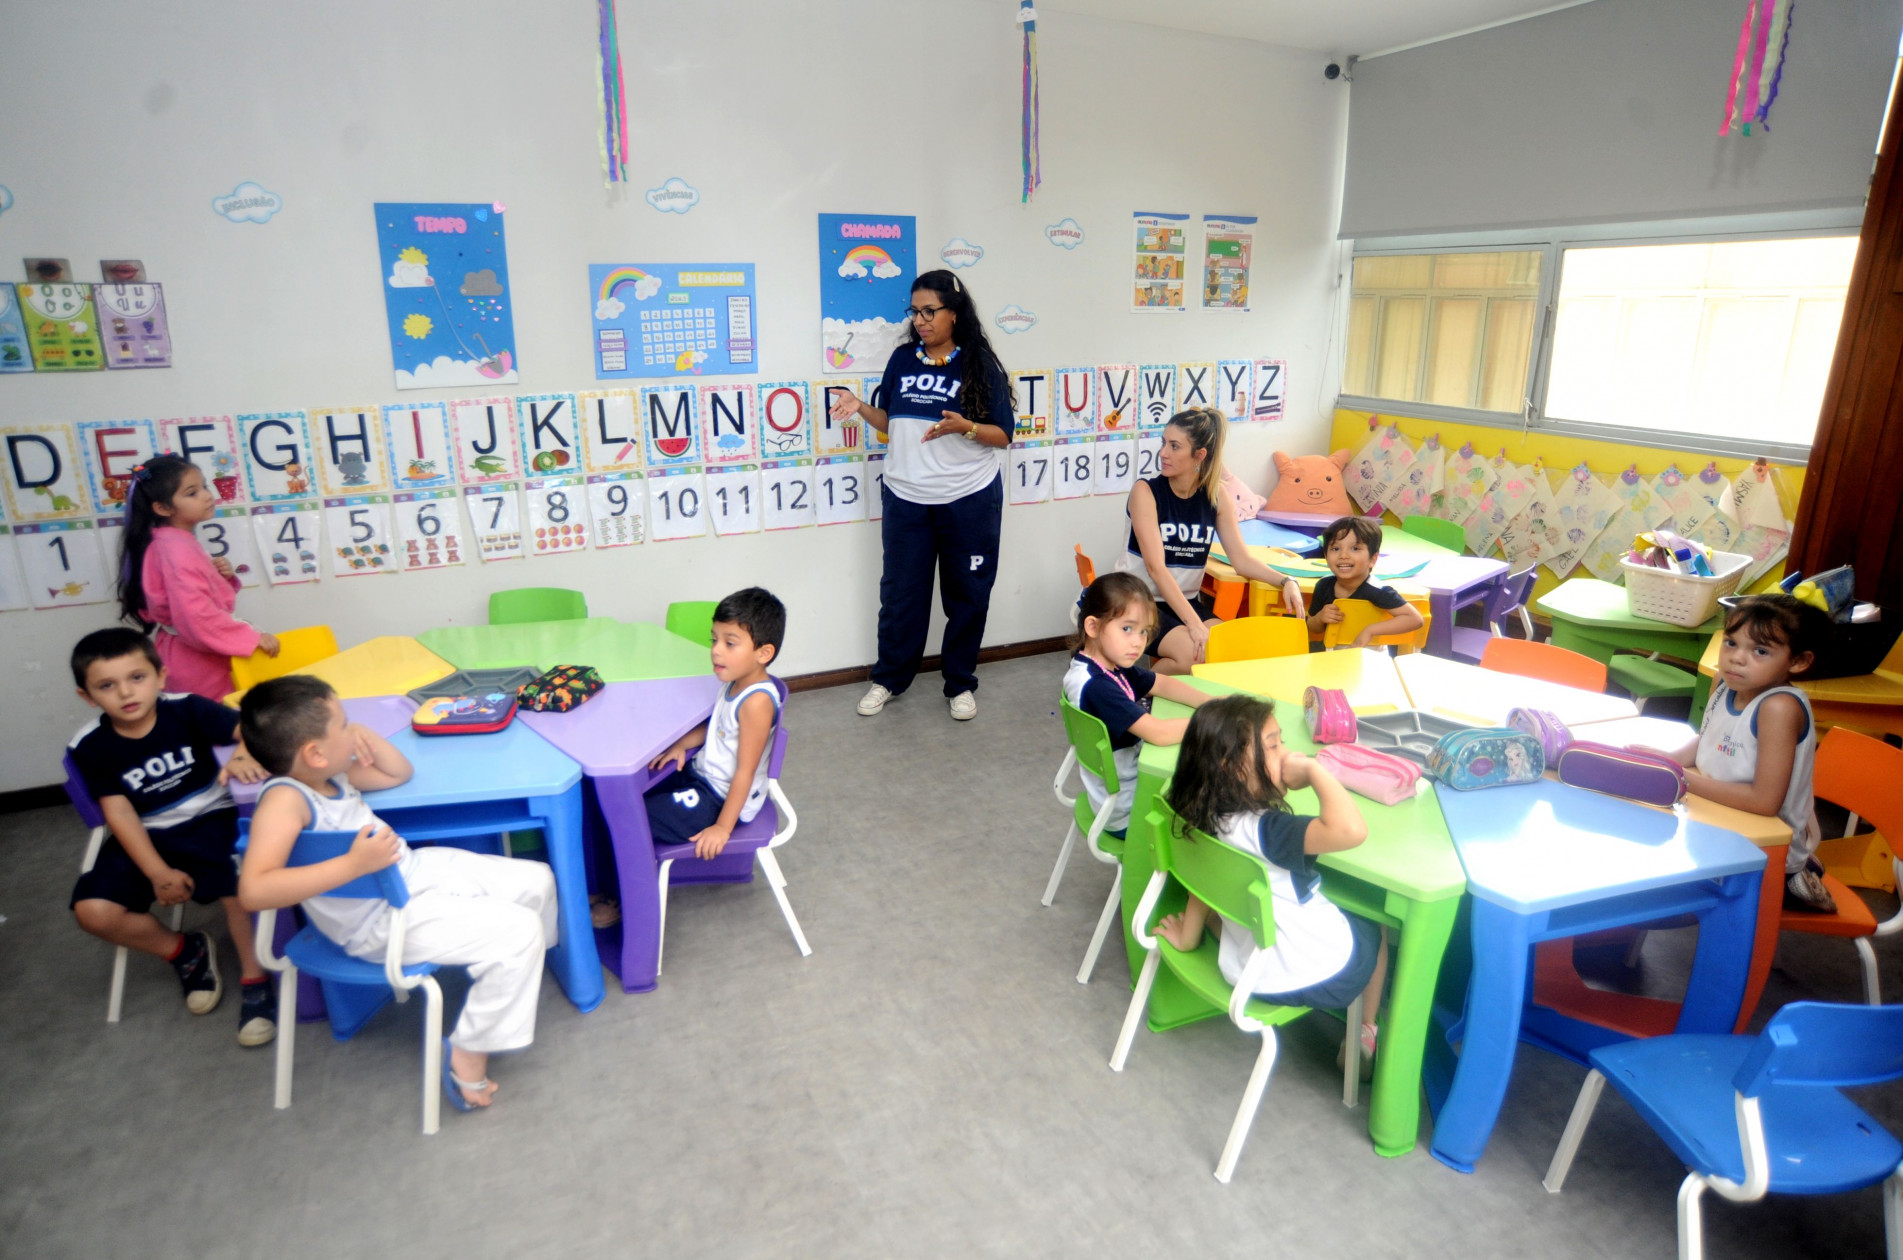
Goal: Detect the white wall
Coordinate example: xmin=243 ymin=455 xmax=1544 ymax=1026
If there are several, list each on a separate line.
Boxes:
xmin=0 ymin=0 xmax=1347 ymax=792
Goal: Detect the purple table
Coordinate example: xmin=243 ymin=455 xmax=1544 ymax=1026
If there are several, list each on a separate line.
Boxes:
xmin=518 ymin=675 xmax=723 ymax=993
xmin=1408 ymin=555 xmax=1511 ymax=659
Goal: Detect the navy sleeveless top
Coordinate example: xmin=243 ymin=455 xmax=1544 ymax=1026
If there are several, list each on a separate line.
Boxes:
xmin=1120 ymin=474 xmax=1220 ymax=598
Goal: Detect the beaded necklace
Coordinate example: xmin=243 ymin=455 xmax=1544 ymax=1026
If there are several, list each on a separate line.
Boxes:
xmin=914 ymin=343 xmax=960 ymax=368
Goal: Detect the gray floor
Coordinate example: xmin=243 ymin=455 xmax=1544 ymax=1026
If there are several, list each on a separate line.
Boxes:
xmin=3 ymin=653 xmax=1899 ymax=1259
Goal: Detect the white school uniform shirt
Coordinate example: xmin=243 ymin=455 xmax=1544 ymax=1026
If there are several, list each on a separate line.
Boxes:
xmin=260 ymin=775 xmax=418 ymax=956
xmin=691 ymin=679 xmax=780 ymax=824
xmin=1696 ymin=681 xmax=1821 ymax=866
xmin=876 ymin=346 xmax=1012 ymax=505
xmin=1212 ymin=809 xmax=1355 ymax=995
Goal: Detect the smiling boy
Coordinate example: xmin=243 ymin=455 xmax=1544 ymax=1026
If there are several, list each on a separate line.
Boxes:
xmin=1305 ymin=517 xmax=1424 ymax=649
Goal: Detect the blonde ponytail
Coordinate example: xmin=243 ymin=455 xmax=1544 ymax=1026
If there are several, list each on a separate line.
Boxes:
xmin=1166 ymin=407 xmax=1227 ymax=505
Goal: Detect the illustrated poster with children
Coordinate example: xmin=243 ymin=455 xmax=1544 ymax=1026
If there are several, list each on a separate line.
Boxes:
xmin=818 ymin=213 xmax=916 ymax=375
xmin=1131 ymin=212 xmax=1189 ymax=310
xmin=1200 ymin=216 xmax=1253 ymax=311
xmin=373 ymin=202 xmax=519 ymax=389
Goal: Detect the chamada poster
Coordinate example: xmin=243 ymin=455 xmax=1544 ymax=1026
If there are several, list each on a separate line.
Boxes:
xmin=818 ymin=213 xmax=916 ymax=375
xmin=374 ymin=202 xmax=519 ymax=389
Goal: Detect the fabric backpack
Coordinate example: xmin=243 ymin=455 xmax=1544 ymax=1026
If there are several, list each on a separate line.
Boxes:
xmin=1554 ymin=741 xmax=1688 ymax=807
xmin=1316 ymin=743 xmax=1422 ymax=806
xmin=1426 ymin=728 xmax=1546 ymax=790
xmin=1304 ymin=686 xmax=1357 ymax=744
xmin=1507 ymin=707 xmax=1573 ymax=764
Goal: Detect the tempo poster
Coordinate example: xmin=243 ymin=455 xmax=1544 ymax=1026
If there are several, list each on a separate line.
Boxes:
xmin=818 ymin=213 xmax=916 ymax=376
xmin=588 ymin=263 xmax=758 ymax=380
xmin=1131 ymin=213 xmax=1188 ymax=311
xmin=373 ymin=202 xmax=519 ymax=390
xmin=1201 ymin=216 xmax=1254 ymax=311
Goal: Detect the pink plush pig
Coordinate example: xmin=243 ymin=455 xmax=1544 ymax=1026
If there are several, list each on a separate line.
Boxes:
xmin=1265 ymin=449 xmax=1355 ymax=515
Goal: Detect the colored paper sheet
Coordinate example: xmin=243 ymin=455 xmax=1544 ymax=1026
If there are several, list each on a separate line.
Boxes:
xmin=1437 ymin=443 xmax=1500 ymax=528
xmin=1464 ymin=457 xmax=1539 ymax=559
xmin=16 ymin=283 xmax=104 ymax=371
xmin=95 ymin=283 xmax=173 ymax=369
xmin=589 ymin=263 xmax=757 ymax=379
xmin=1201 ymin=216 xmax=1254 ymax=311
xmin=819 ymin=213 xmax=916 ymax=375
xmin=373 ymin=202 xmax=519 ymax=389
xmin=1132 ymin=212 xmax=1189 ymax=311
xmin=0 ymin=285 xmax=35 ymax=373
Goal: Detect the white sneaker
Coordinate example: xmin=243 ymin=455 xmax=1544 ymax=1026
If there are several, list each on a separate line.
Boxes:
xmin=949 ymin=691 xmax=977 ymax=720
xmin=857 ymin=683 xmax=892 ymax=716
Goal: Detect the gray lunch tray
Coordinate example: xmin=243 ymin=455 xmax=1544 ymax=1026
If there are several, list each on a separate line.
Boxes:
xmin=407 ymin=667 xmax=543 ymax=705
xmin=1351 ymin=709 xmax=1473 ymax=768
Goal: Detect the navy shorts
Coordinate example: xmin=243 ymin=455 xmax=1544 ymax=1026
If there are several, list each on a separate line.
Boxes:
xmin=644 ymin=767 xmax=726 ymax=850
xmin=70 ymin=813 xmax=241 ymax=912
xmin=1256 ymin=913 xmax=1383 ymax=1011
xmin=1149 ymin=593 xmax=1217 ymax=656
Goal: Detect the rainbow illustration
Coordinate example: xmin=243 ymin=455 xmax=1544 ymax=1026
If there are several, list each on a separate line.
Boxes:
xmin=842 ymin=245 xmax=892 ymax=270
xmin=598 ymin=266 xmax=657 ymax=301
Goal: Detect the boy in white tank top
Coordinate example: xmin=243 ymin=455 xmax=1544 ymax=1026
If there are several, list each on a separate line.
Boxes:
xmin=237 ymin=676 xmax=558 ymax=1113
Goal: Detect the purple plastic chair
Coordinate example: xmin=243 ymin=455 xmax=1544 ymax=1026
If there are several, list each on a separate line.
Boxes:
xmin=654 ymin=678 xmax=810 ymax=973
xmin=1451 ymin=568 xmax=1537 ymax=665
xmin=62 ymin=752 xmax=184 ymax=1023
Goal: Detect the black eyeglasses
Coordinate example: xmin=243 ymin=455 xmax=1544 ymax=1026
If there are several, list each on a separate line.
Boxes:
xmin=905 ymin=305 xmax=949 ymax=321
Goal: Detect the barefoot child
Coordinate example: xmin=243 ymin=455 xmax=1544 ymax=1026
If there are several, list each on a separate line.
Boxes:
xmin=1304 ymin=516 xmax=1423 ymax=649
xmin=66 ymin=627 xmax=276 ymax=1045
xmin=1154 ymin=695 xmax=1388 ymax=1067
xmin=1062 ymin=573 xmax=1214 ymax=834
xmin=117 ymin=454 xmax=280 ymax=701
xmin=1639 ymin=593 xmax=1835 ymax=912
xmin=238 ymin=676 xmax=557 ymax=1112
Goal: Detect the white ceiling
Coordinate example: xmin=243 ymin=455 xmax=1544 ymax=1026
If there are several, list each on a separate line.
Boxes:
xmin=1028 ymin=0 xmax=1597 ymax=56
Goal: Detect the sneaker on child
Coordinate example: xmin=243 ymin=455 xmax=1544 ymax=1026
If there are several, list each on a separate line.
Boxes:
xmin=237 ymin=979 xmax=276 ymax=1047
xmin=172 ymin=930 xmax=221 ymax=1015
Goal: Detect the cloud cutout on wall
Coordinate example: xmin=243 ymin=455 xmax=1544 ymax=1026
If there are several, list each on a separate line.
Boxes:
xmin=595 ymin=297 xmax=626 ymax=321
xmin=646 ymin=177 xmax=700 ymax=214
xmin=213 ymin=181 xmax=283 ymax=224
xmin=460 ymin=268 xmax=503 ymax=296
xmin=940 ymin=238 xmax=984 ymax=268
xmin=1044 ymin=218 xmax=1084 ymax=249
xmin=388 ymin=258 xmax=431 ymax=289
xmin=0 ymin=186 xmax=13 ymax=219
xmin=994 ymin=305 xmax=1037 ymax=334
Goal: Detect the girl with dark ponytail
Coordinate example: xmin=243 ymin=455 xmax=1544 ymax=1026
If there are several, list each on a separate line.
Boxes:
xmin=118 ymin=454 xmax=279 ymax=699
xmin=828 ymin=269 xmax=1017 ymax=722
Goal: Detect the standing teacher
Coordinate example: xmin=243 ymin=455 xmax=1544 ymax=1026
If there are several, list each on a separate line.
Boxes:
xmin=829 ymin=269 xmax=1016 ymax=722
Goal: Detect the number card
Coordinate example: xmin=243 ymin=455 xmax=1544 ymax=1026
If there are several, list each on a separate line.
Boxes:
xmin=1138 ymin=365 xmax=1177 ymax=430
xmin=95 ymin=282 xmax=172 ymax=369
xmin=641 ymin=385 xmax=701 ymax=468
xmin=698 ymin=383 xmax=758 ymax=465
xmin=1008 ymin=442 xmax=1053 ymax=506
xmin=0 ymin=525 xmax=28 ymax=611
xmin=76 ymin=419 xmax=157 ymax=513
xmin=1 ymin=423 xmax=90 ymax=521
xmin=1216 ymin=360 xmax=1252 ymax=421
xmin=237 ymin=411 xmax=314 ymax=502
xmin=96 ymin=514 xmax=125 ymax=574
xmin=251 ymin=502 xmax=322 ymax=585
xmin=382 ymin=401 xmax=456 ymax=491
xmin=758 ymin=381 xmax=812 ymax=459
xmin=1011 ymin=369 xmax=1052 ymax=441
xmin=196 ymin=507 xmax=265 ymax=587
xmin=161 ymin=415 xmax=245 ymax=504
xmin=16 ymin=519 xmax=110 ymax=607
xmin=1053 ymin=438 xmax=1094 ymax=501
xmin=865 ymin=454 xmax=887 ymax=521
xmin=1137 ymin=433 xmax=1164 ymax=482
xmin=392 ymin=489 xmax=465 ymax=570
xmin=814 ymin=456 xmax=867 ymax=526
xmin=705 ymin=465 xmax=760 ymax=536
xmin=1094 ymin=437 xmax=1137 ymax=497
xmin=465 ymin=484 xmax=524 ymax=561
xmin=449 ymin=397 xmax=521 ymax=484
xmin=648 ymin=467 xmax=707 ymax=541
xmin=310 ymin=407 xmax=391 ymax=497
xmin=1251 ymin=359 xmax=1287 ymax=422
xmin=586 ymin=473 xmax=646 ymax=548
xmin=1097 ymin=364 xmax=1137 ymax=435
xmin=324 ymin=495 xmax=395 ymax=577
xmin=517 ymin=392 xmax=581 ymax=477
xmin=761 ymin=460 xmax=815 ymax=531
xmin=1177 ymin=362 xmax=1216 ymax=410
xmin=525 ymin=476 xmax=588 ymax=556
xmin=578 ymin=389 xmax=643 ymax=475
xmin=815 ymin=380 xmax=869 ymax=456
xmin=1055 ymin=368 xmax=1095 ymax=437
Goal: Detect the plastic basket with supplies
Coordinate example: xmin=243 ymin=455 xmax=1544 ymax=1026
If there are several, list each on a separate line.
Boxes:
xmin=1620 ymin=549 xmax=1750 ymax=627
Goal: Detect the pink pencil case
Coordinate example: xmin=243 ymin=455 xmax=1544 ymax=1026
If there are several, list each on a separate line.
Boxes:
xmin=1508 ymin=707 xmax=1573 ymax=764
xmin=1317 ymin=743 xmax=1422 ymax=806
xmin=1554 ymin=741 xmax=1687 ymax=807
xmin=1305 ymin=686 xmax=1357 ymax=744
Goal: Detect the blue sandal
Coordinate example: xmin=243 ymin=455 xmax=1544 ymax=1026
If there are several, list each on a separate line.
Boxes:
xmin=441 ymin=1038 xmax=492 ymax=1112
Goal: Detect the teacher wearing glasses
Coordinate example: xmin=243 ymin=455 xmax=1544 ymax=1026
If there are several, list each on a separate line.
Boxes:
xmin=829 ymin=269 xmax=1015 ymax=722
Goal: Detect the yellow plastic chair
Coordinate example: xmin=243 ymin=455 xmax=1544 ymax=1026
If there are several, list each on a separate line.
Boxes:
xmin=230 ymin=625 xmax=340 ymax=692
xmin=1205 ymin=617 xmax=1308 ymax=664
xmin=1323 ymin=599 xmax=1431 ymax=654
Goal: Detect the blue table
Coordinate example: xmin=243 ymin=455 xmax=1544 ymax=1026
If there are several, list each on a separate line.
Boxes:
xmin=1235 ymin=517 xmax=1319 ymax=553
xmin=1425 ymin=779 xmax=1765 ymax=1173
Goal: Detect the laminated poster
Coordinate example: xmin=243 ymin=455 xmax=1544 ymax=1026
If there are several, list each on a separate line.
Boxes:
xmin=324 ymin=495 xmax=395 ymax=578
xmin=449 ymin=397 xmax=520 ymax=485
xmin=0 ymin=284 xmax=34 ymax=373
xmin=1137 ymin=364 xmax=1176 ymax=430
xmin=250 ymin=502 xmax=322 ymax=585
xmin=1055 ymin=368 xmax=1094 ymax=437
xmin=381 ymin=402 xmax=456 ymax=491
xmin=758 ymin=381 xmax=813 ymax=459
xmin=815 ymin=381 xmax=869 ymax=456
xmin=579 ymin=390 xmax=644 ymax=475
xmin=1215 ymin=361 xmax=1251 ymax=421
xmin=1096 ymin=365 xmax=1136 ymax=434
xmin=1131 ymin=213 xmax=1188 ymax=311
xmin=1009 ymin=442 xmax=1053 ymax=506
xmin=1388 ymin=436 xmax=1445 ymax=520
xmin=698 ymin=384 xmax=758 ymax=466
xmin=818 ymin=213 xmax=916 ymax=375
xmin=1580 ymin=468 xmax=1675 ymax=584
xmin=761 ymin=460 xmax=815 ymax=532
xmin=1436 ymin=443 xmax=1501 ymax=529
xmin=16 ymin=519 xmax=109 ymax=607
xmin=0 ymin=423 xmax=90 ymax=521
xmin=1250 ymin=360 xmax=1287 ymax=422
xmin=1464 ymin=458 xmax=1539 ymax=559
xmin=196 ymin=506 xmax=265 ymax=588
xmin=525 ymin=476 xmax=588 ymax=555
xmin=161 ymin=416 xmax=245 ymax=504
xmin=1201 ymin=216 xmax=1253 ymax=311
xmin=16 ymin=283 xmax=104 ymax=371
xmin=309 ymin=407 xmax=391 ymax=497
xmin=0 ymin=525 xmax=30 ymax=611
xmin=373 ymin=202 xmax=519 ymax=389
xmin=516 ymin=393 xmax=582 ymax=477
xmin=648 ymin=466 xmax=707 ymax=541
xmin=813 ymin=456 xmax=868 ymax=527
xmin=1012 ymin=369 xmax=1052 ymax=442
xmin=1094 ymin=436 xmax=1136 ymax=498
xmin=1054 ymin=437 xmax=1093 ymax=500
xmin=589 ymin=263 xmax=757 ymax=379
xmin=587 ymin=472 xmax=648 ymax=546
xmin=705 ymin=465 xmax=759 ymax=536
xmin=95 ymin=283 xmax=173 ymax=369
xmin=392 ymin=489 xmax=465 ymax=571
xmin=236 ymin=412 xmax=314 ymax=503
xmin=463 ymin=483 xmax=524 ymax=561
xmin=75 ymin=419 xmax=158 ymax=513
xmin=639 ymin=385 xmax=701 ymax=469
xmin=1177 ymin=362 xmax=1217 ymax=411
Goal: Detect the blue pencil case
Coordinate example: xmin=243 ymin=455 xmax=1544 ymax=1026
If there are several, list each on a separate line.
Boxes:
xmin=1425 ymin=728 xmax=1545 ymax=790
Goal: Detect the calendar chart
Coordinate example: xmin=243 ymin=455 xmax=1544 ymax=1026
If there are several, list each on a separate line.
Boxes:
xmin=588 ymin=263 xmax=758 ymax=380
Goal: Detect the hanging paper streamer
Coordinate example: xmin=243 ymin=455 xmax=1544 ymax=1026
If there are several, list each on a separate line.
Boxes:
xmin=1018 ymin=2 xmax=1041 ymax=203
xmin=1721 ymin=0 xmax=1793 ymax=137
xmin=596 ymin=0 xmax=630 ymax=185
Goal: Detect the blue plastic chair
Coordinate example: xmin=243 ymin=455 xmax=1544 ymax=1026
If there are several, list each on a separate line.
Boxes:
xmin=238 ymin=824 xmax=448 ymax=1135
xmin=1543 ymin=1002 xmax=1903 ymax=1259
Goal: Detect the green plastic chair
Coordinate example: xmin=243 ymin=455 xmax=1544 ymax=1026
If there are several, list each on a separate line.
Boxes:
xmin=1043 ymin=698 xmax=1128 ymax=985
xmin=1400 ymin=515 xmax=1466 ymax=553
xmin=665 ymin=600 xmax=720 ymax=647
xmin=488 ymin=587 xmax=587 ymax=626
xmin=1111 ymin=798 xmax=1365 ymax=1183
xmin=1608 ymin=653 xmax=1697 ymax=713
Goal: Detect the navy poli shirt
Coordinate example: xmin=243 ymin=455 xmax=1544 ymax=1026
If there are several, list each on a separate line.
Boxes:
xmin=68 ymin=694 xmax=239 ymax=833
xmin=876 ymin=346 xmax=1014 ymax=505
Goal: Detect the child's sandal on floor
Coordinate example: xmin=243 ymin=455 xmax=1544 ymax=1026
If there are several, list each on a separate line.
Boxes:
xmin=441 ymin=1038 xmax=493 ymax=1113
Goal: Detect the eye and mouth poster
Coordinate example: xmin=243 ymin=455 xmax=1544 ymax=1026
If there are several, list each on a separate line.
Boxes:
xmin=374 ymin=202 xmax=519 ymax=390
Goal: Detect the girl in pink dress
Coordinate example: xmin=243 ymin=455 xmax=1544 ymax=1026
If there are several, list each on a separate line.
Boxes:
xmin=117 ymin=456 xmax=279 ymax=700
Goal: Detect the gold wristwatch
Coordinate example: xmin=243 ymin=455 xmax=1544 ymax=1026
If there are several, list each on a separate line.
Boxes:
xmin=964 ymin=422 xmax=980 ymax=442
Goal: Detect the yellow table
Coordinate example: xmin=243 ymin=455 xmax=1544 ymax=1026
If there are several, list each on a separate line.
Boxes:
xmin=226 ymin=635 xmax=453 ymax=704
xmin=1394 ymin=652 xmax=1637 ymax=728
xmin=1192 ymin=647 xmax=1410 ymax=714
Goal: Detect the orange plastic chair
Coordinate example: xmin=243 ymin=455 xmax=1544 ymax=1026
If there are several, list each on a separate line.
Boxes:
xmin=1074 ymin=544 xmax=1097 ymax=588
xmin=230 ymin=625 xmax=341 ymax=692
xmin=1322 ymin=598 xmax=1432 ymax=654
xmin=1792 ymin=727 xmax=1903 ymax=1003
xmin=1478 ymin=637 xmax=1607 ymax=692
xmin=1201 ymin=565 xmax=1248 ymax=620
xmin=1205 ymin=617 xmax=1309 ymax=664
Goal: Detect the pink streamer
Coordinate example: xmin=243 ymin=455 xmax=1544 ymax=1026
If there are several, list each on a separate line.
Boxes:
xmin=1721 ymin=0 xmax=1756 ymax=135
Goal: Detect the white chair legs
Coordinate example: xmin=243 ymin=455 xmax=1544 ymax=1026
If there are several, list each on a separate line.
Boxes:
xmin=1214 ymin=1031 xmax=1280 ymax=1184
xmin=273 ymin=960 xmax=298 ymax=1110
xmin=656 ymin=858 xmax=674 ymax=977
xmin=1858 ymin=937 xmax=1883 ymax=1005
xmin=1076 ymin=868 xmax=1122 ymax=984
xmin=1885 ymin=1170 xmax=1903 ymax=1260
xmin=1678 ymin=1171 xmax=1712 ymax=1260
xmin=656 ymin=847 xmax=811 ymax=979
xmin=419 ymin=976 xmax=443 ymax=1137
xmin=1044 ymin=749 xmax=1080 ymax=906
xmin=1340 ymin=996 xmax=1365 ymax=1109
xmin=1110 ymin=947 xmax=1161 ymax=1073
xmin=105 ymin=902 xmax=184 ymax=1024
xmin=1543 ymin=1067 xmax=1607 ymax=1193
